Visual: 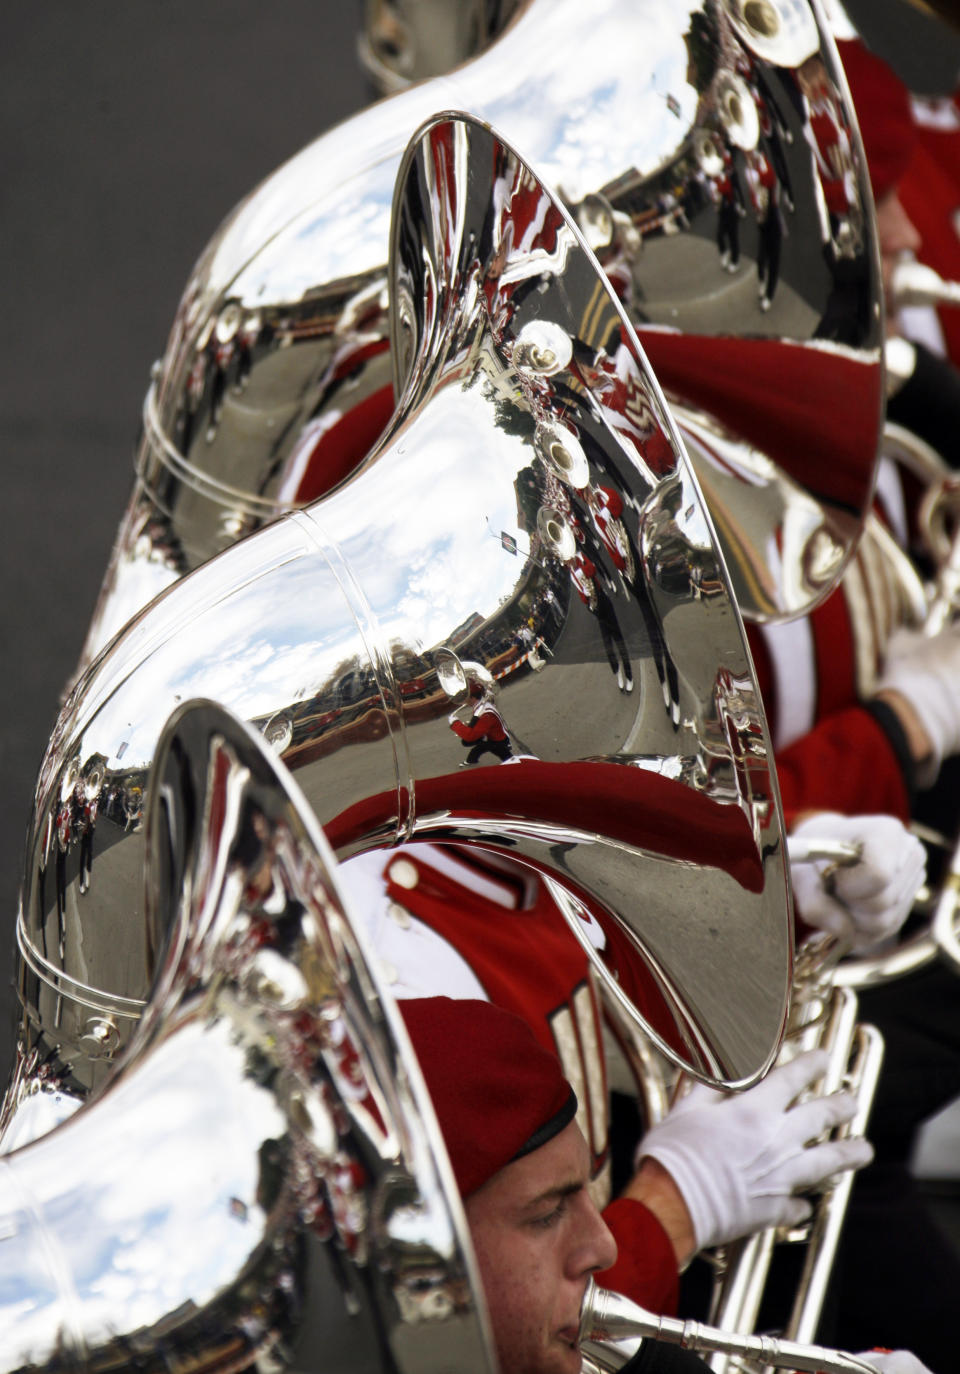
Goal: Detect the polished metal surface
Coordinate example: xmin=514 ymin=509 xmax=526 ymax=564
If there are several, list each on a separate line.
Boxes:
xmin=358 ymin=0 xmax=524 ymax=92
xmin=619 ymin=912 xmax=883 ymax=1366
xmin=578 ymin=1279 xmax=881 ymax=1374
xmin=0 ymin=697 xmax=493 ymax=1374
xmin=8 ymin=115 xmax=791 ymax=1139
xmin=77 ymin=0 xmax=884 ymax=679
xmin=701 ymin=978 xmax=883 ymax=1367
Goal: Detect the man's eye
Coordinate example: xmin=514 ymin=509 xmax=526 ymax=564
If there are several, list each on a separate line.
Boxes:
xmin=530 ymin=1199 xmax=568 ymax=1230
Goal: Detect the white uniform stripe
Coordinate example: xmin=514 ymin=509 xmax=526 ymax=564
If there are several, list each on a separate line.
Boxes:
xmin=759 ymin=614 xmax=817 ymax=750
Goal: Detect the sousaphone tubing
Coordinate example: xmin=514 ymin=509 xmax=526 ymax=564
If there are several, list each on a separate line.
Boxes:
xmin=8 ymin=114 xmax=791 ymax=1145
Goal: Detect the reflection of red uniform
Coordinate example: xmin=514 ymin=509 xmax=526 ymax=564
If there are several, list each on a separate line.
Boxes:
xmin=341 ymin=844 xmax=679 ymax=1314
xmin=449 ymin=705 xmax=508 ymax=745
xmin=570 ymin=551 xmax=598 ymax=608
xmin=590 ymin=486 xmax=631 ymax=573
xmin=804 ymin=83 xmax=856 ymax=220
xmin=583 ymin=334 xmax=674 ymax=475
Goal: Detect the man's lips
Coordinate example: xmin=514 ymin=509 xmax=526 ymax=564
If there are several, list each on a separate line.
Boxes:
xmin=557 ymin=1326 xmax=580 ymax=1349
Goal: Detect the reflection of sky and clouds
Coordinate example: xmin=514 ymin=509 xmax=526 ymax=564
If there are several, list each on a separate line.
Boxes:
xmin=7 ymin=1020 xmax=284 ymax=1353
xmin=231 ymin=161 xmax=397 ymax=308
xmin=204 ymin=0 xmax=700 ymax=312
xmin=79 ymin=380 xmax=531 ymax=772
xmin=203 ymin=78 xmax=457 ymax=294
xmin=321 ymin=381 xmax=531 ymax=650
xmin=481 ymin=4 xmax=698 ymax=202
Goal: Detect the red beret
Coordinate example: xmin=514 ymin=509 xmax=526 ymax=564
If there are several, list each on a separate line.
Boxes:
xmin=400 ymin=997 xmax=578 ymax=1198
xmin=838 ymin=38 xmax=916 ymax=202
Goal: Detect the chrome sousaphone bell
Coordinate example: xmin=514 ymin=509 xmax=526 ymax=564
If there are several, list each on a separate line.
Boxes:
xmin=9 ymin=114 xmax=791 ymax=1145
xmin=0 ymin=696 xmax=494 ymax=1374
xmin=76 ymin=0 xmax=882 ymax=682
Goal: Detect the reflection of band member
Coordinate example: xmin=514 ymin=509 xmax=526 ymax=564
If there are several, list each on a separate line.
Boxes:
xmin=570 ymin=550 xmax=633 ymax=693
xmin=799 ymin=55 xmax=857 ymax=235
xmin=587 ymin=485 xmax=635 ymax=583
xmin=712 ymin=148 xmax=745 ymax=272
xmin=746 ymin=149 xmax=783 ymax=312
xmin=181 ymin=352 xmax=207 ymax=451
xmin=753 ymin=71 xmax=796 ymax=212
xmin=449 ymin=689 xmax=514 ymax=764
xmin=233 ymin=321 xmax=257 ymax=392
xmin=206 ymin=337 xmax=233 ymax=440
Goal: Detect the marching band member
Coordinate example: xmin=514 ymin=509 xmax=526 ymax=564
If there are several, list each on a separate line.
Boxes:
xmin=339 ymin=843 xmax=871 ymax=1318
xmin=738 ymin=34 xmax=960 ymax=1364
xmin=401 ymin=995 xmax=931 ymax=1374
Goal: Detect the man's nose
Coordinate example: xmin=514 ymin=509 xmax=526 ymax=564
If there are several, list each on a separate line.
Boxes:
xmin=572 ymin=1197 xmax=619 ymax=1277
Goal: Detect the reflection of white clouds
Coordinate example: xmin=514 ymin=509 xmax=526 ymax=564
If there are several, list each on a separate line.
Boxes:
xmin=203 ymin=0 xmax=700 ymax=310
xmin=11 ymin=1019 xmax=285 ymax=1349
xmin=233 ymin=172 xmax=394 ymax=307
xmin=453 ymin=1 xmax=699 ymax=201
xmin=79 ymin=381 xmax=535 ymax=770
xmin=315 ymin=382 xmax=533 ymax=651
xmin=205 ymin=80 xmax=452 ymax=296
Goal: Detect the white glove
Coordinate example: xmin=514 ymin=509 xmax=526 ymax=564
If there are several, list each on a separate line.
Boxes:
xmin=855 ymin=1353 xmax=935 ymax=1374
xmin=875 ymin=624 xmax=960 ymax=778
xmin=789 ymin=813 xmax=926 ymax=954
xmin=638 ymin=1049 xmax=873 ymax=1252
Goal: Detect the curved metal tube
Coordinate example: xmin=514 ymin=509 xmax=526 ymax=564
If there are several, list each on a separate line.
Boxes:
xmin=578 ymin=1279 xmax=881 ymax=1374
xmin=77 ymin=0 xmax=883 ymax=677
xmin=0 ymin=696 xmax=494 ymax=1374
xmin=7 ymin=115 xmax=791 ymax=1144
xmin=701 ymin=979 xmax=883 ymax=1366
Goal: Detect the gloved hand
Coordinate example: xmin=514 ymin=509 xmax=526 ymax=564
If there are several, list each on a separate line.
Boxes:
xmin=638 ymin=1049 xmax=873 ymax=1252
xmin=789 ymin=812 xmax=926 ymax=954
xmin=875 ymin=624 xmax=960 ymax=778
xmin=855 ymin=1352 xmax=935 ymax=1374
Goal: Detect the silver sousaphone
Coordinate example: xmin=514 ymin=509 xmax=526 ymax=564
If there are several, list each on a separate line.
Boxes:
xmin=75 ymin=0 xmax=882 ymax=682
xmin=0 ymin=696 xmax=882 ymax=1374
xmin=8 ymin=114 xmax=791 ymax=1145
xmin=0 ymin=695 xmax=494 ymax=1374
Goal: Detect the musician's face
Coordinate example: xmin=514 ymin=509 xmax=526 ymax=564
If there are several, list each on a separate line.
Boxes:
xmin=465 ymin=1120 xmax=617 ymax=1374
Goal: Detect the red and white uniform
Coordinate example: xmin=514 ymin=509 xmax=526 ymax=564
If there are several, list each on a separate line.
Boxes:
xmin=749 ymin=474 xmax=913 ymax=826
xmin=339 ymin=843 xmax=680 ymax=1314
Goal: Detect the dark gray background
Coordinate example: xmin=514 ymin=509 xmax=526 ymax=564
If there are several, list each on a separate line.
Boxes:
xmin=2 ymin=2 xmax=958 ymax=1072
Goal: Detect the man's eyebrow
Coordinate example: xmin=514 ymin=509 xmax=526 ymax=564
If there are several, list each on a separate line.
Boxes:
xmin=519 ymin=1179 xmax=584 ymax=1212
